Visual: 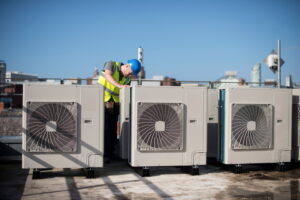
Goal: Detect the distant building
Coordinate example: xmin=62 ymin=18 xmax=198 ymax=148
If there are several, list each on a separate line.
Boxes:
xmin=1 ymin=71 xmax=38 ymax=109
xmin=131 ymin=75 xmax=181 ymax=86
xmin=131 ymin=75 xmax=164 ymax=86
xmin=181 ymin=83 xmax=204 ymax=87
xmin=161 ymin=77 xmax=181 ymax=86
xmin=0 ymin=83 xmax=23 ymax=109
xmin=214 ymin=71 xmax=246 ymax=89
xmin=44 ymin=79 xmax=61 ymax=84
xmin=0 ymin=61 xmax=7 ymax=93
xmin=264 ymin=79 xmax=277 ymax=87
xmin=6 ymin=71 xmax=38 ymax=83
xmin=0 ymin=70 xmax=38 ymax=110
xmin=152 ymin=75 xmax=164 ymax=80
xmin=64 ymin=78 xmax=82 ymax=85
xmin=285 ymin=75 xmax=293 ymax=88
xmin=251 ymin=63 xmax=261 ymax=86
xmin=87 ymin=68 xmax=100 ymax=85
xmin=0 ymin=61 xmax=6 ymax=83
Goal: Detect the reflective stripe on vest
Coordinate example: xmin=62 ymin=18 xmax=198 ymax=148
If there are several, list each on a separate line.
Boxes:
xmin=123 ymin=78 xmax=131 ymax=85
xmin=98 ymin=62 xmax=130 ymax=102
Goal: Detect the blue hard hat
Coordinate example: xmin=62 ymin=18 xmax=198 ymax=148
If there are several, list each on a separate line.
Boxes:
xmin=127 ymin=59 xmax=141 ymax=76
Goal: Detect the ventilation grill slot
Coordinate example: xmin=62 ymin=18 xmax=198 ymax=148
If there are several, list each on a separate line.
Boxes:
xmin=231 ymin=104 xmax=273 ymax=150
xmin=26 ymin=102 xmax=78 ymax=152
xmin=293 ymin=104 xmax=300 ymax=146
xmin=297 ymin=104 xmax=300 ymax=132
xmin=137 ymin=103 xmax=184 ymax=152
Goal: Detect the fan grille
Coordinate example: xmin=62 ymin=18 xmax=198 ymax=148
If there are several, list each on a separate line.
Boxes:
xmin=231 ymin=104 xmax=273 ymax=150
xmin=26 ymin=102 xmax=78 ymax=152
xmin=137 ymin=103 xmax=184 ymax=151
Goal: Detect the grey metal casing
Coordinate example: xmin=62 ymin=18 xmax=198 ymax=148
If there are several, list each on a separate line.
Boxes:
xmin=129 ymin=86 xmax=207 ymax=167
xmin=207 ymin=89 xmax=219 ymax=158
xmin=292 ymin=89 xmax=300 ymax=160
xmin=221 ymin=88 xmax=292 ymax=164
xmin=119 ymin=87 xmax=131 ymax=159
xmin=22 ymin=84 xmax=104 ymax=168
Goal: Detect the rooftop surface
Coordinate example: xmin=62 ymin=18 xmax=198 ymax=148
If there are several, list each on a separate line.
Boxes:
xmin=1 ymin=160 xmax=300 ymax=200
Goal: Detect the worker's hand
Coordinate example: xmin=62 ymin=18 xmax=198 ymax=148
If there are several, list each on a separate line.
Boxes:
xmin=119 ymin=85 xmax=130 ymax=88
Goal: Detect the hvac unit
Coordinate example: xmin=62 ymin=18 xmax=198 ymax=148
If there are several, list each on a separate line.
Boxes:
xmin=22 ymin=84 xmax=104 ymax=178
xmin=118 ymin=87 xmax=131 ymax=159
xmin=292 ymin=89 xmax=300 ymax=160
xmin=219 ymin=88 xmax=292 ymax=171
xmin=129 ymin=86 xmax=207 ymax=176
xmin=207 ymin=89 xmax=219 ymax=159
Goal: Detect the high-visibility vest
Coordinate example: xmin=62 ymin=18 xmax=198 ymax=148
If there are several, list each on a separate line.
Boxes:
xmin=98 ymin=62 xmax=131 ymax=103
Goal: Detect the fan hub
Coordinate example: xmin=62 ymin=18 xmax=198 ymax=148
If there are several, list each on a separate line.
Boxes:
xmin=46 ymin=121 xmax=57 ymax=132
xmin=247 ymin=121 xmax=256 ymax=131
xmin=155 ymin=121 xmax=165 ymax=132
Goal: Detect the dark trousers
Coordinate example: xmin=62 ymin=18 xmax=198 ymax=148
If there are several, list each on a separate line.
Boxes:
xmin=104 ymin=102 xmax=120 ymax=159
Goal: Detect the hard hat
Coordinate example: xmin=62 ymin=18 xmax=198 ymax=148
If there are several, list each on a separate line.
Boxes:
xmin=127 ymin=59 xmax=141 ymax=76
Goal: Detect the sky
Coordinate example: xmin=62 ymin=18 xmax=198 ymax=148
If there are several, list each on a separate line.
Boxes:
xmin=0 ymin=0 xmax=299 ymax=83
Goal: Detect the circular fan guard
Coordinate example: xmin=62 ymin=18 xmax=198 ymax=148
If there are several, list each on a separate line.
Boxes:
xmin=231 ymin=104 xmax=273 ymax=150
xmin=137 ymin=103 xmax=184 ymax=151
xmin=26 ymin=102 xmax=77 ymax=152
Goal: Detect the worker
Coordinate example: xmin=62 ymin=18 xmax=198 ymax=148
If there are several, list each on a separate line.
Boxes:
xmin=98 ymin=59 xmax=141 ymax=162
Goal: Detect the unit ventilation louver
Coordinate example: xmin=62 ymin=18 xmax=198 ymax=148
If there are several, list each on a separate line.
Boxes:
xmin=231 ymin=104 xmax=273 ymax=150
xmin=137 ymin=103 xmax=184 ymax=151
xmin=294 ymin=104 xmax=300 ymax=134
xmin=297 ymin=105 xmax=300 ymax=121
xmin=26 ymin=102 xmax=78 ymax=152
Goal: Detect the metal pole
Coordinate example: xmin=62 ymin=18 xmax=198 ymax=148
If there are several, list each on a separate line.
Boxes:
xmin=138 ymin=72 xmax=142 ymax=85
xmin=277 ymin=40 xmax=281 ymax=88
xmin=138 ymin=47 xmax=143 ymax=86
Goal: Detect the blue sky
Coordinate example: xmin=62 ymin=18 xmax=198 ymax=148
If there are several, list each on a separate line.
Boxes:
xmin=0 ymin=0 xmax=299 ymax=83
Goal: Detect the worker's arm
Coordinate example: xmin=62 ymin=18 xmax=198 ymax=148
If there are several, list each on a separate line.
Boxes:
xmin=104 ymin=69 xmax=129 ymax=88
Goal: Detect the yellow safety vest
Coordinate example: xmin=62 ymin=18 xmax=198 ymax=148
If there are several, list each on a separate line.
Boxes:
xmin=98 ymin=62 xmax=131 ymax=103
